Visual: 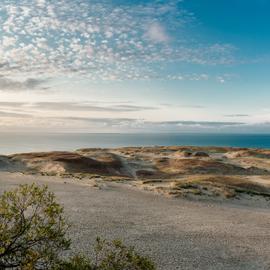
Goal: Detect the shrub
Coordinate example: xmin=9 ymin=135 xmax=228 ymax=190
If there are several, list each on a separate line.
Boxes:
xmin=94 ymin=238 xmax=155 ymax=270
xmin=56 ymin=238 xmax=156 ymax=270
xmin=0 ymin=184 xmax=70 ymax=269
xmin=55 ymin=254 xmax=92 ymax=270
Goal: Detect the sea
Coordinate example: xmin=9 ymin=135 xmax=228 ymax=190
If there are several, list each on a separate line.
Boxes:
xmin=0 ymin=132 xmax=270 ymax=155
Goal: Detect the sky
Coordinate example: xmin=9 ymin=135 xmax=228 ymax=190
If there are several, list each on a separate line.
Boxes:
xmin=0 ymin=0 xmax=270 ymax=133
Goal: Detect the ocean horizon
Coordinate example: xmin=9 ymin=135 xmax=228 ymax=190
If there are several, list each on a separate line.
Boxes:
xmin=1 ymin=132 xmax=270 ymax=155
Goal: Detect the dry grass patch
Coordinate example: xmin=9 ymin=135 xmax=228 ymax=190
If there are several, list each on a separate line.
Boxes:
xmin=171 ymin=175 xmax=270 ymax=199
xmin=154 ymin=158 xmax=268 ymax=175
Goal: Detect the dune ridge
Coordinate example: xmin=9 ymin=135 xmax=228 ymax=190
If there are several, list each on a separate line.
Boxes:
xmin=2 ymin=146 xmax=270 ymax=203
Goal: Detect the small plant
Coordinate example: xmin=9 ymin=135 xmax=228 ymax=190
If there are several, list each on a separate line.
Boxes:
xmin=55 ymin=254 xmax=92 ymax=270
xmin=57 ymin=238 xmax=156 ymax=270
xmin=0 ymin=184 xmax=70 ymax=269
xmin=94 ymin=237 xmax=155 ymax=270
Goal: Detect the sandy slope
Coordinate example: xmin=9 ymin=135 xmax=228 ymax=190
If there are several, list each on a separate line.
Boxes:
xmin=2 ymin=147 xmax=270 ymax=202
xmin=0 ymin=172 xmax=270 ymax=270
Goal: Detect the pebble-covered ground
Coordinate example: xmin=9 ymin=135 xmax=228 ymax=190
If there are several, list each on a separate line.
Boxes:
xmin=1 ymin=172 xmax=270 ymax=270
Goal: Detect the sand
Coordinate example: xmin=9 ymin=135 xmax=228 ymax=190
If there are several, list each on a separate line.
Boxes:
xmin=0 ymin=172 xmax=270 ymax=270
xmin=2 ymin=147 xmax=270 ymax=202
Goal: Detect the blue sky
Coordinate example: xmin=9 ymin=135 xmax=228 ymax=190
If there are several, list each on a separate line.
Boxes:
xmin=0 ymin=0 xmax=269 ymax=133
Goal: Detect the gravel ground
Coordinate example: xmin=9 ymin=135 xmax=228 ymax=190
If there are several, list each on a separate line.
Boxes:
xmin=0 ymin=172 xmax=270 ymax=270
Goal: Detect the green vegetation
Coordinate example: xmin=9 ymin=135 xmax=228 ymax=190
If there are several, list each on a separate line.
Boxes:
xmin=0 ymin=184 xmax=155 ymax=270
xmin=0 ymin=184 xmax=70 ymax=269
xmin=57 ymin=238 xmax=155 ymax=270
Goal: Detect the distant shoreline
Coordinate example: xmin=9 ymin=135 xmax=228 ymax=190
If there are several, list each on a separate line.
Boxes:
xmin=1 ymin=133 xmax=270 ymax=155
xmin=0 ymin=145 xmax=270 ymax=157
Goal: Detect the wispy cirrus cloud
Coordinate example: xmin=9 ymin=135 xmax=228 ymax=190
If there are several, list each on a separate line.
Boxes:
xmin=0 ymin=76 xmax=49 ymax=91
xmin=224 ymin=114 xmax=250 ymax=117
xmin=0 ymin=100 xmax=246 ymax=131
xmin=32 ymin=102 xmax=158 ymax=112
xmin=161 ymin=103 xmax=205 ymax=109
xmin=0 ymin=110 xmax=32 ymax=118
xmin=146 ymin=120 xmax=245 ymax=127
xmin=0 ymin=101 xmax=158 ymax=112
xmin=0 ymin=111 xmax=247 ymax=131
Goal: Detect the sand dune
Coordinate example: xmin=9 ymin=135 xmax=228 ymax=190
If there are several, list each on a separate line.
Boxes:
xmin=1 ymin=146 xmax=270 ymax=203
xmin=10 ymin=151 xmax=126 ymax=176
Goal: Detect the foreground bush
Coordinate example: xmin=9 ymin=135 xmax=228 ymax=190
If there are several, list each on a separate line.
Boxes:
xmin=0 ymin=184 xmax=155 ymax=270
xmin=57 ymin=238 xmax=156 ymax=270
xmin=0 ymin=184 xmax=70 ymax=269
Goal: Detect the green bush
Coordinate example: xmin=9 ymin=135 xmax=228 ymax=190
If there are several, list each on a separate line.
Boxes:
xmin=55 ymin=254 xmax=92 ymax=270
xmin=0 ymin=184 xmax=70 ymax=269
xmin=57 ymin=238 xmax=156 ymax=270
xmin=0 ymin=184 xmax=156 ymax=270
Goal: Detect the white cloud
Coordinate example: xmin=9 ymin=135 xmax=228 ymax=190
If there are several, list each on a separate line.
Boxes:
xmin=168 ymin=73 xmax=210 ymax=81
xmin=2 ymin=36 xmax=16 ymax=48
xmin=216 ymin=74 xmax=237 ymax=84
xmin=146 ymin=22 xmax=170 ymax=43
xmin=36 ymin=0 xmax=46 ymax=7
xmin=0 ymin=0 xmax=237 ymax=82
xmin=217 ymin=76 xmax=225 ymax=84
